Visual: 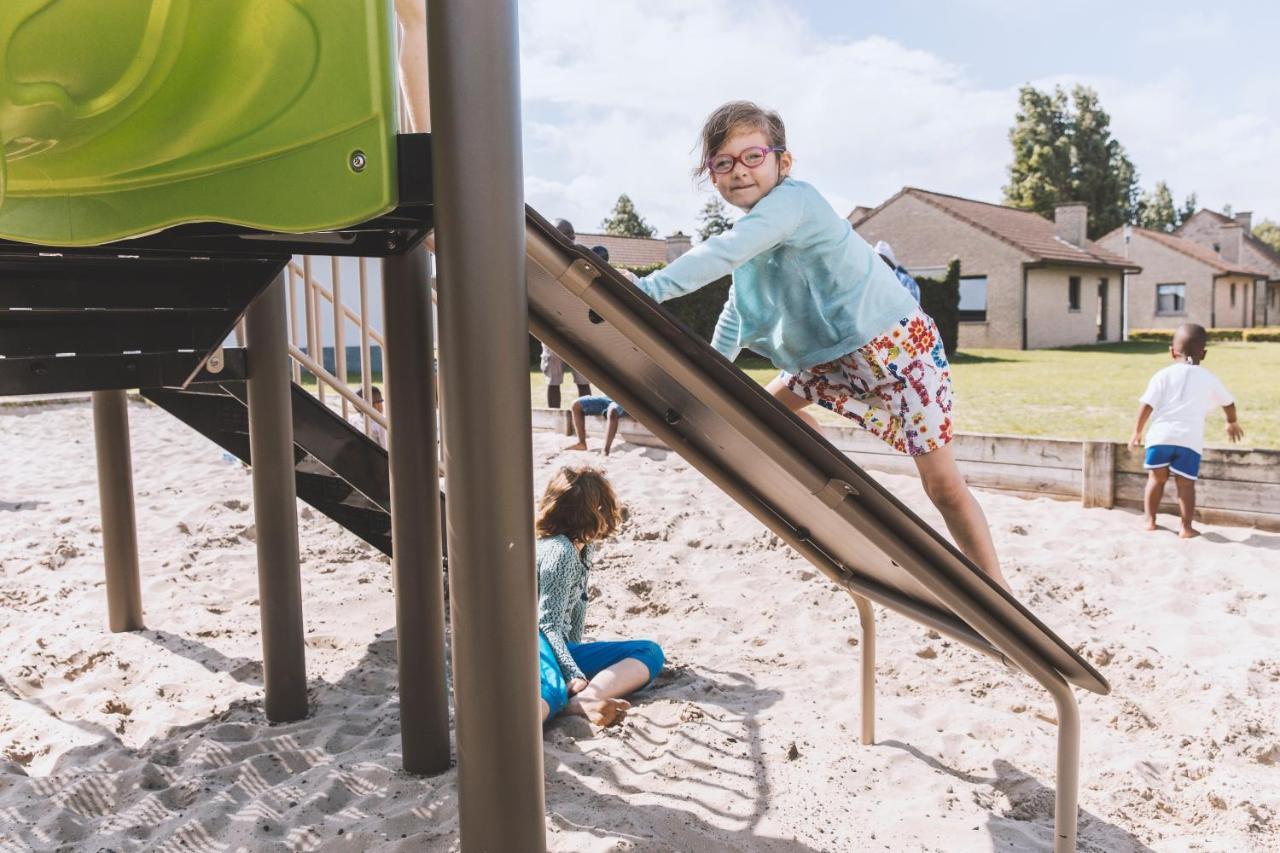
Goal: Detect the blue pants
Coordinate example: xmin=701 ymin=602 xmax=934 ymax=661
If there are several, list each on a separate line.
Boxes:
xmin=539 ymin=632 xmax=664 ymax=718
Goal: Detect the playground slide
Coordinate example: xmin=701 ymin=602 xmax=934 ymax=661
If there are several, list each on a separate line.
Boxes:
xmin=523 ymin=207 xmax=1108 ymax=697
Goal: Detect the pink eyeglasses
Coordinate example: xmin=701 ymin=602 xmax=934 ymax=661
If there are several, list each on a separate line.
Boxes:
xmin=706 ymin=146 xmax=785 ymax=175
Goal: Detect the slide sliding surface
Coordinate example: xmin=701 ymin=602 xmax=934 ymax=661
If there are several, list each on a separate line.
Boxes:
xmin=523 ymin=206 xmax=1107 ymax=698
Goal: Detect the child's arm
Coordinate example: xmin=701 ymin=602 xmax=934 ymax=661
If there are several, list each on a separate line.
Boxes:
xmin=536 ymin=546 xmax=587 ymax=682
xmin=636 ymin=187 xmax=803 ymax=303
xmin=1129 ymin=404 xmax=1153 ymax=448
xmin=710 ymin=286 xmax=742 ymax=363
xmin=1223 ymin=403 xmax=1244 ymax=443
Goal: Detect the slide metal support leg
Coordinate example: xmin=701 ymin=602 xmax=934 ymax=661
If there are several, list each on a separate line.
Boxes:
xmin=1040 ymin=670 xmax=1081 ymax=853
xmin=383 ymin=247 xmax=451 ymax=774
xmin=91 ymin=390 xmax=144 ymax=633
xmin=428 ymin=0 xmax=546 ymax=849
xmin=847 ymin=592 xmax=876 ymax=745
xmin=245 ymin=271 xmax=308 ymax=724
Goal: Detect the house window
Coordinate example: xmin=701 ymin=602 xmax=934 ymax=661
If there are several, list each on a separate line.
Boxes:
xmin=1156 ymin=283 xmax=1186 ymax=315
xmin=1068 ymin=276 xmax=1081 ymax=311
xmin=958 ymin=275 xmax=988 ymax=322
xmin=1230 ymin=283 xmax=1237 ymax=306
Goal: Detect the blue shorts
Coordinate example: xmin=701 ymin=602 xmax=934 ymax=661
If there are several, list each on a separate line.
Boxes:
xmin=1145 ymin=444 xmax=1201 ymax=480
xmin=539 ymin=632 xmax=663 ymax=718
xmin=576 ymin=395 xmax=624 ymax=418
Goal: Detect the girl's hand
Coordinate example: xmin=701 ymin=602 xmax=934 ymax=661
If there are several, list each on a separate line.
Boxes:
xmin=567 ymin=678 xmax=589 ymax=695
xmin=1226 ymin=422 xmax=1244 ymax=443
xmin=1128 ymin=432 xmax=1142 ymax=449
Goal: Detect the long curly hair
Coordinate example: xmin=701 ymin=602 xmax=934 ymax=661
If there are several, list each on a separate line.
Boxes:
xmin=534 ymin=466 xmax=622 ymax=544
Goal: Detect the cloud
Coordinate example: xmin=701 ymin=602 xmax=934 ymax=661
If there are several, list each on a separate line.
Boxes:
xmin=518 ymin=0 xmax=1280 ymax=234
xmin=519 ymin=0 xmax=1016 ymax=234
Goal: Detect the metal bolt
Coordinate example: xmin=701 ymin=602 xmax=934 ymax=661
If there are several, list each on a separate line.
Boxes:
xmin=663 ymin=408 xmax=681 ymax=425
xmin=350 ymin=151 xmax=367 ymax=172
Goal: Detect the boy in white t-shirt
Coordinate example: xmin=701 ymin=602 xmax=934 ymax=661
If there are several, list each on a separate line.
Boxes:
xmin=1129 ymin=324 xmax=1244 ymax=538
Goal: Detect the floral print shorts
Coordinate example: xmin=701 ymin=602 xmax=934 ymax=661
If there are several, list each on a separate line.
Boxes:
xmin=781 ymin=308 xmax=954 ymax=456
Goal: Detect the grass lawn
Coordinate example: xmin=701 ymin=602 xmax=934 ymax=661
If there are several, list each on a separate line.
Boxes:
xmin=530 ymin=341 xmax=1280 ymax=450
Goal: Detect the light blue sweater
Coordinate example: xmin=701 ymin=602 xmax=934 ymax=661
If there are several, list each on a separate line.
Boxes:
xmin=637 ymin=178 xmax=918 ymax=374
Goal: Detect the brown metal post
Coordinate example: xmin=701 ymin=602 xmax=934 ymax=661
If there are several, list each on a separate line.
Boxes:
xmin=428 ymin=0 xmax=546 ymax=848
xmin=245 ymin=271 xmax=308 ymax=723
xmin=382 ymin=246 xmax=451 ymax=774
xmin=91 ymin=390 xmax=144 ymax=632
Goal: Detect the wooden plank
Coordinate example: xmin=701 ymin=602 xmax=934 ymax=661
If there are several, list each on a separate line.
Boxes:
xmin=1081 ymin=441 xmax=1115 ymax=508
xmin=1115 ymin=444 xmax=1280 ymax=484
xmin=530 ymin=408 xmax=571 ymax=435
xmin=1113 ymin=499 xmax=1280 ymax=533
xmin=823 ymin=425 xmax=1082 ymax=469
xmin=847 ymin=452 xmax=1081 ymax=497
xmin=1115 ymin=472 xmax=1280 ymax=516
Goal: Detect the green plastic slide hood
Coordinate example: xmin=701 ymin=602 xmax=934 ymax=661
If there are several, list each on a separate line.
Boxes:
xmin=0 ymin=0 xmax=398 ymax=247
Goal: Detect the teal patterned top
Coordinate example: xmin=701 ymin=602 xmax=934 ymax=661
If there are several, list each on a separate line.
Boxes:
xmin=536 ymin=535 xmax=595 ymax=681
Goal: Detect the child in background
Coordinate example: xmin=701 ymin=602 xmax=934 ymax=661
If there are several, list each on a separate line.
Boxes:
xmin=536 ymin=467 xmax=664 ymax=726
xmin=1130 ymin=324 xmax=1243 ymax=538
xmin=565 ymin=395 xmax=626 ymax=456
xmin=351 ymin=386 xmax=386 ymax=449
xmin=634 ymin=100 xmax=1008 ymax=591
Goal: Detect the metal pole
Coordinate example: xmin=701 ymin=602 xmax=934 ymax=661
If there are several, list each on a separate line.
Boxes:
xmin=244 ymin=271 xmax=308 ymax=723
xmin=288 ymin=267 xmax=302 ymax=384
xmin=91 ymin=390 xmax=144 ymax=632
xmin=359 ymin=258 xmax=374 ymax=437
xmin=382 ymin=247 xmax=451 ymax=774
xmin=428 ymin=0 xmax=545 ymax=848
xmin=848 ymin=592 xmax=875 ymax=745
xmin=332 ymin=257 xmax=348 ymax=419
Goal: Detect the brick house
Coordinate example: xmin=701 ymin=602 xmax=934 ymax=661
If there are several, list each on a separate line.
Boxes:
xmin=1176 ymin=210 xmax=1280 ymax=326
xmin=851 ymin=188 xmax=1138 ymax=349
xmin=572 ymin=231 xmax=692 ymax=268
xmin=1095 ymin=226 xmax=1268 ymax=331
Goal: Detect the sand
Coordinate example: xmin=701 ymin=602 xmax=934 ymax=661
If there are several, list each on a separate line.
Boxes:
xmin=1 ymin=398 xmax=1277 ymax=852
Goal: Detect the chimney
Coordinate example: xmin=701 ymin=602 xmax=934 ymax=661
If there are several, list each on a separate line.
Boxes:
xmin=1218 ymin=223 xmax=1242 ymax=264
xmin=665 ymin=231 xmax=692 ymax=262
xmin=847 ymin=205 xmax=872 ymax=227
xmin=1234 ymin=211 xmax=1253 ymax=232
xmin=1054 ymin=202 xmax=1088 ymax=247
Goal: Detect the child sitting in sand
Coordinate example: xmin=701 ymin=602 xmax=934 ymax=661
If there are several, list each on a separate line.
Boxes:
xmin=633 ymin=100 xmax=1008 ymax=591
xmin=565 ymin=395 xmax=626 ymax=456
xmin=536 ymin=467 xmax=664 ymax=726
xmin=1129 ymin=323 xmax=1243 ymax=538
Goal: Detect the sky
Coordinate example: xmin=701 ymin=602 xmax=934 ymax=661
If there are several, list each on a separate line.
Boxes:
xmin=517 ymin=0 xmax=1280 ymax=237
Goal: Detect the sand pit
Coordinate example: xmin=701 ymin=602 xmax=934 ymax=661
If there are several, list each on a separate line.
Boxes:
xmin=1 ymin=398 xmax=1277 ymax=851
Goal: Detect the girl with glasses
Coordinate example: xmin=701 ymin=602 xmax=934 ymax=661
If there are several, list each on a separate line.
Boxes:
xmin=633 ymin=100 xmax=1010 ymax=592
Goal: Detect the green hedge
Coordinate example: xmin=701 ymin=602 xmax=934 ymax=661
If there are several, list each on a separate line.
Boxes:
xmin=917 ymin=259 xmax=961 ymax=358
xmin=1128 ymin=327 xmax=1280 ymax=343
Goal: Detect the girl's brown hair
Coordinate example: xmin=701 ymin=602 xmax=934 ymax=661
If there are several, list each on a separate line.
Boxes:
xmin=694 ymin=100 xmax=787 ymax=179
xmin=534 ymin=467 xmax=622 ymax=544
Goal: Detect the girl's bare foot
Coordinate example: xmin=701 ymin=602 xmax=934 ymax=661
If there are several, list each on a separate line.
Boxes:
xmin=1144 ymin=519 xmax=1159 ymax=531
xmin=563 ymin=441 xmax=588 ymax=452
xmin=566 ymin=696 xmax=630 ymax=726
xmin=1180 ymin=527 xmax=1201 ymax=539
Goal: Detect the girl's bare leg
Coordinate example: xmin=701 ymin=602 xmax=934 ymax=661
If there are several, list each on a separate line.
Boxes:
xmin=913 ymin=445 xmax=1009 ymax=591
xmin=573 ymin=658 xmax=650 ymax=703
xmin=766 ymin=378 xmax=1009 ymax=592
xmin=604 ymin=410 xmax=621 ymax=455
xmin=1174 ymin=475 xmax=1199 ymax=538
xmin=565 ymin=400 xmax=588 ymax=451
xmin=393 ymin=0 xmax=430 ymax=132
xmin=1144 ymin=468 xmax=1168 ymax=531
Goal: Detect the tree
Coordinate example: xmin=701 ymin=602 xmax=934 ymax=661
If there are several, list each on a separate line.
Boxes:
xmin=601 ymin=194 xmax=656 ymax=238
xmin=1255 ymin=219 xmax=1280 ymax=254
xmin=1136 ymin=182 xmax=1178 ymax=231
xmin=696 ymin=196 xmax=733 ymax=241
xmin=1135 ymin=182 xmax=1197 ymax=232
xmin=1003 ymin=84 xmax=1138 ymax=239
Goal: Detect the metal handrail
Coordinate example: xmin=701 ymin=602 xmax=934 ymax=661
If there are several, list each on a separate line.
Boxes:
xmin=288 ymin=342 xmax=388 ymax=430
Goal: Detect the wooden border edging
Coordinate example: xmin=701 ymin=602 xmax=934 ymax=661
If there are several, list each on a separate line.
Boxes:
xmin=535 ymin=408 xmax=1280 ymax=533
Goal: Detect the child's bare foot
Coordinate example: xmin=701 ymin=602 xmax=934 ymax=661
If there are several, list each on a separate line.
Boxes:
xmin=563 ymin=441 xmax=588 ymax=452
xmin=566 ymin=696 xmax=630 ymax=726
xmin=1144 ymin=519 xmax=1159 ymax=531
xmin=1180 ymin=527 xmax=1201 ymax=539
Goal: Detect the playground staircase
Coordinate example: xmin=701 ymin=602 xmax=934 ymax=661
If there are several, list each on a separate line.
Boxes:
xmin=144 ymin=374 xmax=395 ymax=557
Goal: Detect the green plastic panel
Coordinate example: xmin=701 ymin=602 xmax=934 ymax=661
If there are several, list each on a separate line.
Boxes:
xmin=0 ymin=0 xmax=399 ymax=247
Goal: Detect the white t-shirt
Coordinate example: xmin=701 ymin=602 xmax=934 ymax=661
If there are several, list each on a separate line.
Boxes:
xmin=348 ymin=412 xmax=387 ymax=449
xmin=1139 ymin=363 xmax=1233 ymax=454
